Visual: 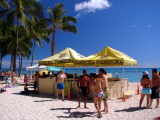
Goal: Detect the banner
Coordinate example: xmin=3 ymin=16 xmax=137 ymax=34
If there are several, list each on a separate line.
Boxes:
xmin=64 ymin=81 xmax=72 ymax=96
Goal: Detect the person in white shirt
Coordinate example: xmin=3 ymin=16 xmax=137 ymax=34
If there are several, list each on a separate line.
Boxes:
xmin=56 ymin=70 xmax=67 ymax=101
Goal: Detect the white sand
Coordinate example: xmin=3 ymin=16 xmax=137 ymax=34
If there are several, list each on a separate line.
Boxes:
xmin=0 ymin=79 xmax=160 ymax=120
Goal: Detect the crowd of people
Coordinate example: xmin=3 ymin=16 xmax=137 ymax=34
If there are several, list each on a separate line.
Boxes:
xmin=23 ymin=68 xmax=160 ymax=118
xmin=1 ymin=68 xmax=160 ymax=118
xmin=30 ymin=68 xmax=108 ymax=118
xmin=76 ymin=68 xmax=109 ymax=118
xmin=0 ymin=70 xmax=10 ymax=81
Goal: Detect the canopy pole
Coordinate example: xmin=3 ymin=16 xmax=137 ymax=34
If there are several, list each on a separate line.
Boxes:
xmin=73 ymin=64 xmax=76 ymax=82
xmin=122 ymin=67 xmax=125 ymax=93
xmin=30 ymin=71 xmax=32 ymax=82
xmin=136 ymin=64 xmax=138 ymax=86
xmin=63 ymin=65 xmax=65 ymax=73
xmin=95 ymin=66 xmax=98 ymax=74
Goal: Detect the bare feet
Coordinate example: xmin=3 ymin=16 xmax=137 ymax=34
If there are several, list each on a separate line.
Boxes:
xmin=103 ymin=111 xmax=109 ymax=114
xmin=84 ymin=107 xmax=89 ymax=109
xmin=102 ymin=110 xmax=109 ymax=114
xmin=76 ymin=106 xmax=80 ymax=109
xmin=97 ymin=114 xmax=102 ymax=118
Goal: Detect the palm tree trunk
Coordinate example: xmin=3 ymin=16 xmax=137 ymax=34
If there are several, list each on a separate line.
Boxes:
xmin=10 ymin=54 xmax=13 ymax=71
xmin=31 ymin=39 xmax=36 ymax=67
xmin=18 ymin=55 xmax=22 ymax=77
xmin=13 ymin=16 xmax=19 ymax=72
xmin=12 ymin=48 xmax=16 ymax=71
xmin=30 ymin=38 xmax=36 ymax=76
xmin=18 ymin=56 xmax=21 ymax=77
xmin=0 ymin=50 xmax=2 ymax=70
xmin=51 ymin=30 xmax=56 ymax=55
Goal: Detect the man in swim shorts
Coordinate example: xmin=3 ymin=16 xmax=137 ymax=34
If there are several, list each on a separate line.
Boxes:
xmin=99 ymin=68 xmax=109 ymax=114
xmin=149 ymin=69 xmax=160 ymax=108
xmin=77 ymin=70 xmax=90 ymax=108
xmin=56 ymin=70 xmax=67 ymax=101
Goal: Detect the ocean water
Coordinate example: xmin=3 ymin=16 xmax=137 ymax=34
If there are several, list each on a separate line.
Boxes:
xmin=1 ymin=68 xmax=160 ymax=83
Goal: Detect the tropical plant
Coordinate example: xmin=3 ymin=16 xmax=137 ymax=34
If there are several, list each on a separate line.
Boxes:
xmin=17 ymin=26 xmax=32 ymax=77
xmin=0 ymin=0 xmax=9 ymax=8
xmin=27 ymin=18 xmax=50 ymax=68
xmin=0 ymin=0 xmax=43 ymax=71
xmin=0 ymin=19 xmax=9 ymax=70
xmin=46 ymin=3 xmax=78 ymax=55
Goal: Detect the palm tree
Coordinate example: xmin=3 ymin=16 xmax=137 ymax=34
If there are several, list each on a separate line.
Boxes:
xmin=0 ymin=0 xmax=9 ymax=8
xmin=17 ymin=26 xmax=32 ymax=77
xmin=27 ymin=18 xmax=50 ymax=67
xmin=0 ymin=19 xmax=9 ymax=70
xmin=0 ymin=0 xmax=43 ymax=71
xmin=46 ymin=3 xmax=78 ymax=55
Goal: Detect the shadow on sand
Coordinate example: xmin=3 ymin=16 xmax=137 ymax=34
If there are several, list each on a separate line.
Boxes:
xmin=50 ymin=108 xmax=95 ymax=118
xmin=114 ymin=107 xmax=146 ymax=112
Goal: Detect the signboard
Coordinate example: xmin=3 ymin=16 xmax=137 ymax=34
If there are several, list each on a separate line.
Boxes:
xmin=64 ymin=81 xmax=72 ymax=96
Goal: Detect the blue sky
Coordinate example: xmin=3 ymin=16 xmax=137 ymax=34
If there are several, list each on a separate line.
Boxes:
xmin=2 ymin=0 xmax=160 ymax=68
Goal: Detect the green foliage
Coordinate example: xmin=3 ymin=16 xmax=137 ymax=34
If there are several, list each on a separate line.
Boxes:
xmin=47 ymin=3 xmax=78 ymax=55
xmin=0 ymin=1 xmax=79 ymax=69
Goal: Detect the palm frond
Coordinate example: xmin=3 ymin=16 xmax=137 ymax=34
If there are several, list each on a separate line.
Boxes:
xmin=44 ymin=18 xmax=52 ymax=24
xmin=0 ymin=9 xmax=11 ymax=18
xmin=60 ymin=22 xmax=78 ymax=34
xmin=62 ymin=16 xmax=77 ymax=24
xmin=47 ymin=7 xmax=54 ymax=20
xmin=0 ymin=0 xmax=9 ymax=8
xmin=18 ymin=12 xmax=30 ymax=26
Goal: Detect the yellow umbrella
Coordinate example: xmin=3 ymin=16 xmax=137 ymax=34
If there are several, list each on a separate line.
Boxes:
xmin=38 ymin=47 xmax=85 ymax=67
xmin=75 ymin=46 xmax=137 ymax=67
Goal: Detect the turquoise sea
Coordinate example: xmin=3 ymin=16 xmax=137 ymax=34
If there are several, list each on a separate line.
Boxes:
xmin=1 ymin=68 xmax=160 ymax=83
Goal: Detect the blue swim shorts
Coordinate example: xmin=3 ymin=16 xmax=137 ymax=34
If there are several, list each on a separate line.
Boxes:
xmin=141 ymin=88 xmax=152 ymax=94
xmin=57 ymin=83 xmax=64 ymax=89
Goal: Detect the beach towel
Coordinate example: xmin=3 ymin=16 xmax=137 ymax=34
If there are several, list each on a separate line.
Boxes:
xmin=2 ymin=91 xmax=19 ymax=94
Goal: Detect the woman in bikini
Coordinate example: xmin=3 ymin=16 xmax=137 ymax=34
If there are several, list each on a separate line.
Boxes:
xmin=11 ymin=70 xmax=17 ymax=87
xmin=90 ymin=73 xmax=105 ymax=118
xmin=139 ymin=71 xmax=152 ymax=109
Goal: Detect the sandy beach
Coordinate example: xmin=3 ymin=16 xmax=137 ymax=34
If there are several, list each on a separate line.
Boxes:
xmin=0 ymin=79 xmax=160 ymax=120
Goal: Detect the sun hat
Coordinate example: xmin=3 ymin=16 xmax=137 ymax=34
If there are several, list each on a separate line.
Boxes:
xmin=143 ymin=71 xmax=149 ymax=75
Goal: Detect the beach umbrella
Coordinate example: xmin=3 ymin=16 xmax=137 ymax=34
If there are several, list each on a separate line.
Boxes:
xmin=74 ymin=46 xmax=137 ymax=67
xmin=26 ymin=64 xmax=61 ymax=71
xmin=38 ymin=47 xmax=85 ymax=67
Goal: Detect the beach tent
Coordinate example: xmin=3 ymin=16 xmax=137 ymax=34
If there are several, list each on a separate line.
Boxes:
xmin=38 ymin=47 xmax=85 ymax=67
xmin=74 ymin=46 xmax=137 ymax=95
xmin=26 ymin=64 xmax=61 ymax=71
xmin=74 ymin=46 xmax=137 ymax=67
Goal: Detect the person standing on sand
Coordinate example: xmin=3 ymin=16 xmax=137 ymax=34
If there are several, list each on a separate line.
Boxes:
xmin=99 ymin=68 xmax=109 ymax=114
xmin=77 ymin=70 xmax=90 ymax=108
xmin=24 ymin=73 xmax=28 ymax=83
xmin=90 ymin=73 xmax=105 ymax=118
xmin=11 ymin=70 xmax=17 ymax=87
xmin=149 ymin=69 xmax=160 ymax=108
xmin=34 ymin=71 xmax=40 ymax=94
xmin=138 ymin=71 xmax=152 ymax=109
xmin=56 ymin=70 xmax=67 ymax=101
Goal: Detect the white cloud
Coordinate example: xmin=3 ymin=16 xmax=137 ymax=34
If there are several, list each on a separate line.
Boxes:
xmin=147 ymin=25 xmax=151 ymax=28
xmin=75 ymin=0 xmax=111 ymax=18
